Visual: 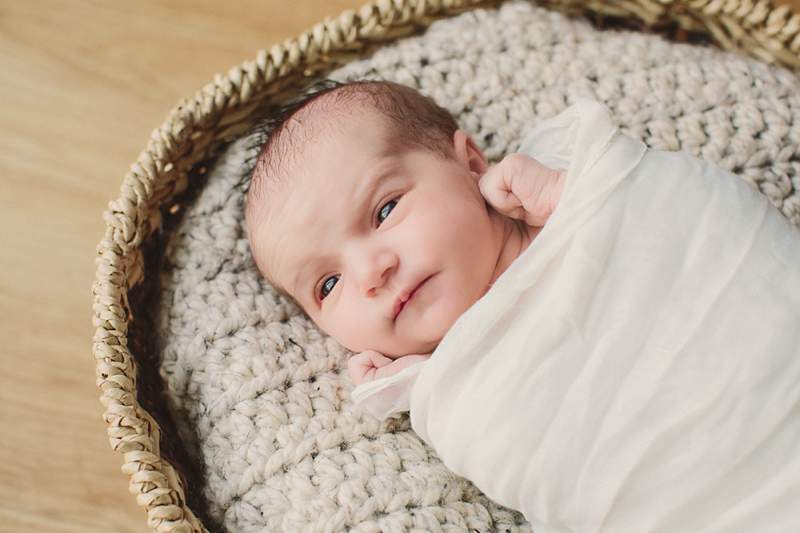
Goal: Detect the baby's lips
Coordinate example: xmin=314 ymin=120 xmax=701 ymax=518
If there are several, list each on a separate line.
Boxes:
xmin=392 ymin=274 xmax=433 ymax=321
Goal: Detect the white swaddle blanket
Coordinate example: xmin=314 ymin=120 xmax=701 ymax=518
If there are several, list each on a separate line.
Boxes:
xmin=352 ymin=99 xmax=800 ymax=531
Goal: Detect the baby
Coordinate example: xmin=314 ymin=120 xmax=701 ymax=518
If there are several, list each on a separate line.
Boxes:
xmin=245 ymin=79 xmax=800 ymax=530
xmin=245 ymin=79 xmax=565 ymax=386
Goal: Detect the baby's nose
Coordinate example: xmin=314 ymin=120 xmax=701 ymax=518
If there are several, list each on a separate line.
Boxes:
xmin=353 ymin=248 xmax=396 ymax=296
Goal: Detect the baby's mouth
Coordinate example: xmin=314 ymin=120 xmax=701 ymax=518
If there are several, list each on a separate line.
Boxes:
xmin=393 ymin=274 xmax=434 ymax=321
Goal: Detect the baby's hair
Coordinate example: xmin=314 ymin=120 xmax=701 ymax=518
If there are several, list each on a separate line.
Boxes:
xmin=244 ymin=78 xmax=459 ymax=306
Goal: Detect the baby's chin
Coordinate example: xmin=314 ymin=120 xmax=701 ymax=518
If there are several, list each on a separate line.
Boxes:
xmin=381 ymin=288 xmax=486 ymax=357
xmin=357 ymin=319 xmax=454 ymax=358
xmin=389 ymin=337 xmax=442 ymax=359
xmin=332 ymin=329 xmax=443 ymax=359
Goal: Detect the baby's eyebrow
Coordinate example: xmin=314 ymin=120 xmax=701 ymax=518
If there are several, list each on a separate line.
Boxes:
xmin=290 ymin=163 xmax=399 ymax=297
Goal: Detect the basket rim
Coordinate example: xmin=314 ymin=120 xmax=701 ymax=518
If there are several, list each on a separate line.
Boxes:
xmin=91 ymin=0 xmax=800 ymax=531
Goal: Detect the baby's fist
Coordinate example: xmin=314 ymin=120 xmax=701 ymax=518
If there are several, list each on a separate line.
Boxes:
xmin=478 ymin=153 xmax=565 ymax=228
xmin=348 ymin=350 xmax=393 ymax=385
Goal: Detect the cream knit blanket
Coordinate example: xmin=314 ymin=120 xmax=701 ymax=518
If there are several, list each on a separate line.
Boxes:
xmin=158 ymin=1 xmax=800 ymax=531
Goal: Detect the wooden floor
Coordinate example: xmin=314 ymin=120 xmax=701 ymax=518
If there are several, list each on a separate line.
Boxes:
xmin=1 ymin=1 xmax=798 ymax=532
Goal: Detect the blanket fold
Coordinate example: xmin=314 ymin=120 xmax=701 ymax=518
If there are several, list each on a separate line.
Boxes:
xmin=400 ymin=99 xmax=800 ymax=531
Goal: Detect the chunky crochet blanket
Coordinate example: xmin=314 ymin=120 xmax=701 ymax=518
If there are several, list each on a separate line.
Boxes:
xmin=157 ymin=1 xmax=800 ymax=531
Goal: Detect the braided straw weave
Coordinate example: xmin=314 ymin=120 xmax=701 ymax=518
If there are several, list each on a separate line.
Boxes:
xmin=92 ymin=0 xmax=800 ymax=531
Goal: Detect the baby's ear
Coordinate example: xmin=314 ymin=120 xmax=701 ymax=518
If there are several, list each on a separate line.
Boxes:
xmin=452 ymin=129 xmax=488 ymax=175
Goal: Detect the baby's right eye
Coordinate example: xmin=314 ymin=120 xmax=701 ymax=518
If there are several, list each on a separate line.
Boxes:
xmin=319 ymin=274 xmax=339 ymax=301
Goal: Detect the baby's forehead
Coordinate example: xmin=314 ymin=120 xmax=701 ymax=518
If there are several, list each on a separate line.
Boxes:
xmin=257 ymin=106 xmax=397 ymax=214
xmin=277 ymin=96 xmax=387 ymax=163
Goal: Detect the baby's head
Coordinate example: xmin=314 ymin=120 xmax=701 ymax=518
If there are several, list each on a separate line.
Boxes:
xmin=246 ymin=80 xmax=526 ymax=358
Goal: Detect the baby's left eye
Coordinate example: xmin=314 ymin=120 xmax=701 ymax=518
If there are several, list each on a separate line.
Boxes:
xmin=376 ymin=197 xmax=399 ymax=226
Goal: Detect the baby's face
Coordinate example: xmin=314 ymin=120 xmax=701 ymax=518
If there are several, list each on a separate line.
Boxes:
xmin=251 ymin=108 xmax=524 ymax=358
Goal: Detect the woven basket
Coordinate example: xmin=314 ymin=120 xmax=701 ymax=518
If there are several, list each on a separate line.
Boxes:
xmin=92 ymin=1 xmax=800 ymax=532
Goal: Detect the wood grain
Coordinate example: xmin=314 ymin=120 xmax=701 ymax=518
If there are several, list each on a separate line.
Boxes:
xmin=1 ymin=1 xmax=798 ymax=532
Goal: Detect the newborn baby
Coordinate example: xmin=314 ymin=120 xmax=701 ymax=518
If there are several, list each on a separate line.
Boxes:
xmin=245 ymin=79 xmax=565 ymax=384
xmin=247 ymin=80 xmax=800 ymax=530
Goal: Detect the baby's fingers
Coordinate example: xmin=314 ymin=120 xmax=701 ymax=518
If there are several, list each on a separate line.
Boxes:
xmin=478 ymin=163 xmax=526 ymax=220
xmin=479 ymin=154 xmax=564 ymax=227
xmin=348 ymin=350 xmax=391 ymax=385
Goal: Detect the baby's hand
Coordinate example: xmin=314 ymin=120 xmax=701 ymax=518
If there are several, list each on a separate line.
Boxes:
xmin=348 ymin=350 xmax=432 ymax=385
xmin=478 ymin=153 xmax=565 ymax=228
xmin=348 ymin=350 xmax=394 ymax=385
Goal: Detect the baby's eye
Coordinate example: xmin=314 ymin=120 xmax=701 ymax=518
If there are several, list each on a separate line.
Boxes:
xmin=319 ymin=274 xmax=339 ymax=301
xmin=376 ymin=197 xmax=399 ymax=226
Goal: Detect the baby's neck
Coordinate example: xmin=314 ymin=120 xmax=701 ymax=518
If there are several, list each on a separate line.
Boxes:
xmin=485 ymin=213 xmax=538 ymax=294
